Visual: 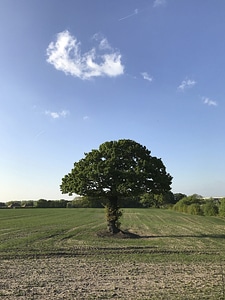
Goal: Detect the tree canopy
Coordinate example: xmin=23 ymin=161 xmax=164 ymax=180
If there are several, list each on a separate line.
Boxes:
xmin=61 ymin=139 xmax=172 ymax=233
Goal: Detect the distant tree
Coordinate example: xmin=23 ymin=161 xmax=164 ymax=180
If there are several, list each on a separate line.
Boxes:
xmin=60 ymin=139 xmax=172 ymax=233
xmin=59 ymin=199 xmax=69 ymax=208
xmin=139 ymin=193 xmax=153 ymax=208
xmin=47 ymin=200 xmax=68 ymax=208
xmin=188 ymin=203 xmax=203 ymax=215
xmin=119 ymin=196 xmax=141 ymax=208
xmin=173 ymin=193 xmax=187 ymax=204
xmin=203 ymin=200 xmax=219 ymax=216
xmin=47 ymin=200 xmax=55 ymax=208
xmin=82 ymin=196 xmax=105 ymax=208
xmin=67 ymin=202 xmax=73 ymax=208
xmin=140 ymin=193 xmax=161 ymax=208
xmin=70 ymin=197 xmax=91 ymax=208
xmin=36 ymin=199 xmax=48 ymax=208
xmin=140 ymin=192 xmax=174 ymax=208
xmin=192 ymin=194 xmax=203 ymax=200
xmin=162 ymin=192 xmax=175 ymax=206
xmin=68 ymin=195 xmax=140 ymax=208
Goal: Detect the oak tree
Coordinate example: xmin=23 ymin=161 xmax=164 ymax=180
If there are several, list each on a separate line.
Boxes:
xmin=60 ymin=139 xmax=172 ymax=233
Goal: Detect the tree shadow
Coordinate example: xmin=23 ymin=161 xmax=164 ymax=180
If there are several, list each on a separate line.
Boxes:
xmin=97 ymin=229 xmax=225 ymax=240
xmin=97 ymin=230 xmax=140 ymax=239
xmin=135 ymin=233 xmax=225 ymax=239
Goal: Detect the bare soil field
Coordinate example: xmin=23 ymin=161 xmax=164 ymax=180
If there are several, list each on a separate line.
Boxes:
xmin=1 ymin=255 xmax=225 ymax=300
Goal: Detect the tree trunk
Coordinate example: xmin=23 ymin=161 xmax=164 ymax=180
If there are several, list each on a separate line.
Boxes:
xmin=106 ymin=196 xmax=121 ymax=234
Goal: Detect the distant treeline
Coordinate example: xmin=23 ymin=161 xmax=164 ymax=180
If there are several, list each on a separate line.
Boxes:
xmin=1 ymin=192 xmax=185 ymax=209
xmin=0 ymin=199 xmax=69 ymax=209
xmin=1 ymin=194 xmax=225 ymax=217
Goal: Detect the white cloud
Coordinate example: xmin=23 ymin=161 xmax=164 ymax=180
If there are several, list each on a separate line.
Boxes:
xmin=202 ymin=97 xmax=217 ymax=107
xmin=141 ymin=72 xmax=153 ymax=82
xmin=46 ymin=30 xmax=124 ymax=80
xmin=153 ymin=0 xmax=166 ymax=8
xmin=45 ymin=110 xmax=70 ymax=119
xmin=178 ymin=79 xmax=196 ymax=91
xmin=83 ymin=115 xmax=89 ymax=121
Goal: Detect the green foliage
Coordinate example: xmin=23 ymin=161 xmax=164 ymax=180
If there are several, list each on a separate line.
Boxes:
xmin=69 ymin=197 xmax=95 ymax=208
xmin=68 ymin=196 xmax=105 ymax=208
xmin=173 ymin=194 xmax=203 ymax=214
xmin=61 ymin=139 xmax=172 ymax=198
xmin=36 ymin=199 xmax=69 ymax=208
xmin=202 ymin=200 xmax=219 ymax=216
xmin=61 ymin=139 xmax=172 ymax=232
xmin=119 ymin=196 xmax=141 ymax=208
xmin=219 ymin=198 xmax=225 ymax=217
xmin=188 ymin=203 xmax=203 ymax=215
xmin=173 ymin=193 xmax=187 ymax=204
xmin=139 ymin=192 xmax=175 ymax=208
xmin=84 ymin=196 xmax=106 ymax=208
xmin=140 ymin=193 xmax=164 ymax=208
xmin=36 ymin=199 xmax=48 ymax=208
xmin=173 ymin=195 xmax=224 ymax=217
xmin=140 ymin=193 xmax=155 ymax=208
xmin=172 ymin=201 xmax=188 ymax=213
xmin=70 ymin=196 xmax=143 ymax=208
xmin=163 ymin=192 xmax=175 ymax=206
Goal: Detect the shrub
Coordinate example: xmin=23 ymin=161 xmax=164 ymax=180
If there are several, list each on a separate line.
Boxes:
xmin=173 ymin=194 xmax=203 ymax=214
xmin=173 ymin=200 xmax=188 ymax=213
xmin=188 ymin=203 xmax=203 ymax=215
xmin=219 ymin=198 xmax=225 ymax=217
xmin=202 ymin=201 xmax=219 ymax=216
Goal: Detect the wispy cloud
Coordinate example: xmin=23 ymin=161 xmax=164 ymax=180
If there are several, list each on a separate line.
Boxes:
xmin=83 ymin=115 xmax=90 ymax=121
xmin=141 ymin=72 xmax=153 ymax=82
xmin=178 ymin=79 xmax=196 ymax=91
xmin=46 ymin=30 xmax=124 ymax=80
xmin=45 ymin=110 xmax=70 ymax=119
xmin=119 ymin=8 xmax=139 ymax=21
xmin=153 ymin=0 xmax=167 ymax=8
xmin=92 ymin=33 xmax=111 ymax=51
xmin=202 ymin=97 xmax=217 ymax=107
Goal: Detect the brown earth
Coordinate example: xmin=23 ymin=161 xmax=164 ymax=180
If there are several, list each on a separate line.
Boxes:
xmin=1 ymin=255 xmax=225 ymax=299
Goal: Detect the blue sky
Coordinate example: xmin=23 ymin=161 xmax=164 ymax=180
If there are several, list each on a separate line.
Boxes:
xmin=1 ymin=0 xmax=225 ymax=202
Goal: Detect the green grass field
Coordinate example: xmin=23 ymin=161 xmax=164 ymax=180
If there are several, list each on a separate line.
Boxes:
xmin=1 ymin=208 xmax=225 ymax=299
xmin=1 ymin=208 xmax=225 ymax=262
